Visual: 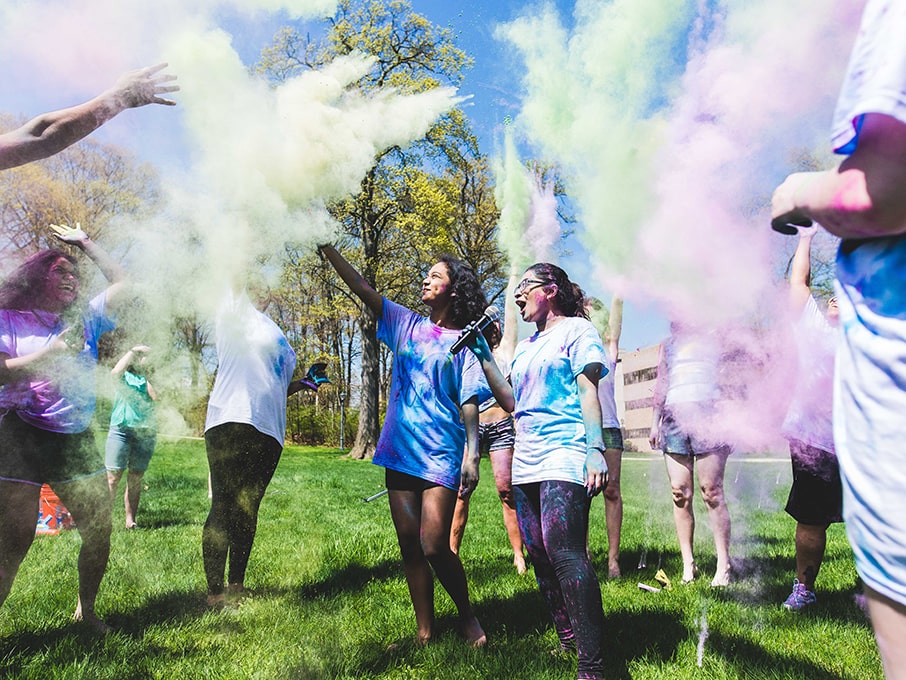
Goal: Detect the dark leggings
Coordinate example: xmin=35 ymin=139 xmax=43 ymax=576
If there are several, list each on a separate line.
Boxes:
xmin=515 ymin=480 xmax=605 ymax=680
xmin=203 ymin=423 xmax=282 ymax=595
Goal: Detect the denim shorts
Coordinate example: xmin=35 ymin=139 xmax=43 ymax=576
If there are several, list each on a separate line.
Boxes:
xmin=660 ymin=403 xmax=729 ymax=456
xmin=105 ymin=425 xmax=157 ymax=472
xmin=478 ymin=416 xmax=516 ymax=456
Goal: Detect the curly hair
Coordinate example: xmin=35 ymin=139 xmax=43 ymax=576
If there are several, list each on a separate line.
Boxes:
xmin=436 ymin=255 xmax=501 ymax=348
xmin=524 ymin=262 xmax=589 ymax=319
xmin=0 ymin=249 xmax=79 ymax=311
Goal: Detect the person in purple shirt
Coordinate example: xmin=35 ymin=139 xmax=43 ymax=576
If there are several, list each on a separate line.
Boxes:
xmin=319 ymin=244 xmax=490 ymax=647
xmin=0 ymin=223 xmax=128 ymax=632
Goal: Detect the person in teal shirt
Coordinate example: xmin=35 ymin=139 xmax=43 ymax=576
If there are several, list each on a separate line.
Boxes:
xmin=105 ymin=345 xmax=157 ymax=529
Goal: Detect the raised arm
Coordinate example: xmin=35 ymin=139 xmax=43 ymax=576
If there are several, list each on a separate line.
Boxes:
xmin=497 ymin=273 xmax=521 ymax=364
xmin=51 ymin=223 xmax=128 ymax=308
xmin=111 ymin=345 xmax=150 ymax=378
xmin=607 ymin=295 xmax=623 ymax=362
xmin=772 ymin=113 xmax=906 ymax=240
xmin=788 ymin=226 xmax=817 ymax=315
xmin=317 ymin=244 xmax=383 ymax=317
xmin=0 ymin=64 xmax=178 ymax=171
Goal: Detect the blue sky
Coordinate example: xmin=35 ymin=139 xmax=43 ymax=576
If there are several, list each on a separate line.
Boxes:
xmin=1 ymin=0 xmax=669 ymax=348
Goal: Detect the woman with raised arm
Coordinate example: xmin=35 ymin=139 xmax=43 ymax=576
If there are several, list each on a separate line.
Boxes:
xmin=318 ymin=244 xmax=487 ymax=647
xmin=0 ymin=223 xmax=127 ymax=632
xmin=105 ymin=344 xmax=157 ymax=529
xmin=779 ymin=226 xmax=841 ymax=611
xmin=450 ymin=274 xmax=526 ymax=574
xmin=469 ymin=262 xmax=609 ymax=680
xmin=649 ymin=322 xmax=732 ymax=587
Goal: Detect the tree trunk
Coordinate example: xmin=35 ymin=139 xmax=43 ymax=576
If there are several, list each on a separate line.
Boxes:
xmin=347 ymin=307 xmax=380 ymax=459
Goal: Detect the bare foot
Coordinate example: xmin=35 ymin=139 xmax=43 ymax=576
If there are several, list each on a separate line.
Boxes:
xmin=125 ymin=521 xmax=137 ymax=529
xmin=711 ymin=567 xmax=731 ymax=588
xmin=206 ymin=593 xmax=226 ymax=608
xmin=514 ymin=554 xmax=527 ymax=575
xmin=460 ymin=615 xmax=487 ymax=648
xmin=681 ymin=563 xmax=699 ymax=585
xmin=608 ymin=561 xmax=621 ymax=579
xmin=227 ymin=583 xmax=248 ymax=605
xmin=72 ymin=605 xmax=111 ymax=634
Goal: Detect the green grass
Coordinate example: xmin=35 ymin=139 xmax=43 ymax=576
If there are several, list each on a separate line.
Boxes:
xmin=0 ymin=440 xmax=881 ymax=679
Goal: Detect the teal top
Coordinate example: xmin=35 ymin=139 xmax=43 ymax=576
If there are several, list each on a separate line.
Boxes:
xmin=109 ymin=370 xmax=155 ymax=429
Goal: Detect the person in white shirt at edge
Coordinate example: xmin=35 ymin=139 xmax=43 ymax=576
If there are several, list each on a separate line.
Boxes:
xmin=587 ymin=295 xmax=625 ymax=580
xmin=449 ymin=274 xmax=526 ymax=575
xmin=467 ymin=262 xmax=608 ymax=680
xmin=649 ymin=322 xmax=732 ymax=588
xmin=771 ymin=2 xmax=906 ymax=674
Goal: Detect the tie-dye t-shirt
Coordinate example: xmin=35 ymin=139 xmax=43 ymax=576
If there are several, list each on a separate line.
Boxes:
xmin=509 ymin=317 xmax=606 ymax=486
xmin=205 ymin=290 xmax=297 ymax=447
xmin=781 ymin=296 xmax=835 ymax=453
xmin=0 ymin=291 xmax=114 ymax=434
xmin=375 ymin=298 xmax=482 ymax=491
xmin=830 ymin=0 xmax=906 ymax=607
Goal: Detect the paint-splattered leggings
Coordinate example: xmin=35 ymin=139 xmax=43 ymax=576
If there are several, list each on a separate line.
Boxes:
xmin=514 ymin=480 xmax=605 ymax=680
xmin=203 ymin=423 xmax=282 ymax=595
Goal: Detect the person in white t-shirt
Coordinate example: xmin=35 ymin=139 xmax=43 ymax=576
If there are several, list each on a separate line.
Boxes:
xmin=650 ymin=323 xmax=732 ymax=588
xmin=202 ymin=282 xmax=315 ymax=608
xmin=469 ymin=262 xmax=608 ymax=680
xmin=779 ymin=227 xmax=841 ymax=612
xmin=588 ymin=295 xmax=624 ymax=579
xmin=771 ymin=2 xmax=906 ymax=674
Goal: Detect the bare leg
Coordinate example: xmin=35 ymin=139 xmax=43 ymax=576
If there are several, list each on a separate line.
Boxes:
xmin=664 ymin=453 xmax=697 ymax=582
xmin=450 ymin=494 xmax=469 ymax=555
xmin=865 ymin=586 xmax=906 ymax=680
xmin=54 ymin=474 xmax=112 ymax=632
xmin=489 ymin=447 xmax=525 ymax=573
xmin=420 ymin=486 xmax=486 ymax=647
xmin=0 ymin=481 xmax=42 ymax=609
xmin=106 ymin=470 xmax=123 ymax=497
xmin=794 ymin=523 xmax=828 ymax=590
xmin=603 ymin=447 xmax=623 ymax=578
xmin=695 ymin=450 xmax=732 ymax=586
xmin=388 ymin=488 xmax=434 ymax=644
xmin=124 ymin=470 xmax=144 ymax=528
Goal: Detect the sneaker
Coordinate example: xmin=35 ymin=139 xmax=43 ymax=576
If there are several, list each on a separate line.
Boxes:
xmin=783 ymin=579 xmax=817 ymax=611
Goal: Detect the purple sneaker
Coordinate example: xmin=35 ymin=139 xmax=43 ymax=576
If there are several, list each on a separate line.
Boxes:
xmin=783 ymin=579 xmax=817 ymax=611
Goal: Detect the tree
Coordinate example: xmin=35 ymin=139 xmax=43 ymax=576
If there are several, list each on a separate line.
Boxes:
xmin=0 ymin=112 xmax=159 ymax=265
xmin=255 ymin=0 xmax=495 ymax=459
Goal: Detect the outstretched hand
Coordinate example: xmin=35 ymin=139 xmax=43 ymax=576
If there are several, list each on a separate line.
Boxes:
xmin=109 ymin=63 xmax=179 ymax=109
xmin=49 ymin=222 xmax=88 ymax=244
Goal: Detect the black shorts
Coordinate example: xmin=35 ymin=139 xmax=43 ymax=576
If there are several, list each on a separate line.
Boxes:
xmin=385 ymin=468 xmax=442 ymax=492
xmin=0 ymin=411 xmax=103 ymax=486
xmin=603 ymin=427 xmax=624 ymax=451
xmin=785 ymin=439 xmax=843 ymax=525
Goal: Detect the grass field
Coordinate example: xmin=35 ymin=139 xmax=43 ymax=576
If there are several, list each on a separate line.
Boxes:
xmin=0 ymin=437 xmax=881 ymax=679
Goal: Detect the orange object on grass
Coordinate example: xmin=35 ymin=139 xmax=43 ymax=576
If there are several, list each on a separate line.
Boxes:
xmin=36 ymin=484 xmax=75 ymax=535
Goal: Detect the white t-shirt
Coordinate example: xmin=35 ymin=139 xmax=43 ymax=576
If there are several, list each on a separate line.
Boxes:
xmin=830 ymin=0 xmax=906 ymax=607
xmin=663 ymin=331 xmax=721 ymax=406
xmin=781 ymin=296 xmax=836 ymax=453
xmin=510 ymin=317 xmax=605 ymax=486
xmin=597 ymin=353 xmax=620 ymax=429
xmin=204 ymin=290 xmax=297 ymax=446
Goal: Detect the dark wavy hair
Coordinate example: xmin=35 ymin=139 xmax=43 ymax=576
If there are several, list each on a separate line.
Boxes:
xmin=524 ymin=262 xmax=589 ymax=319
xmin=436 ymin=255 xmax=501 ymax=348
xmin=0 ymin=249 xmax=79 ymax=311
